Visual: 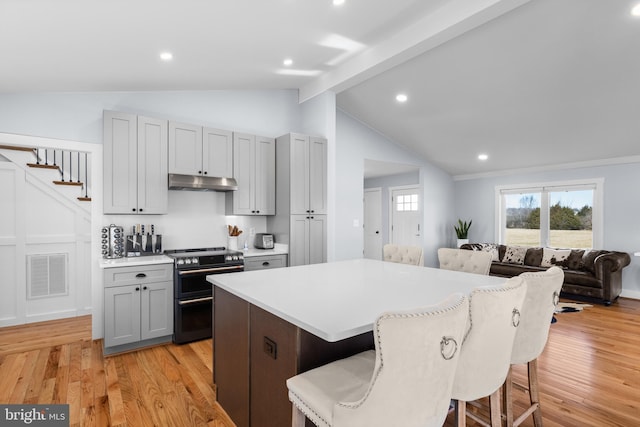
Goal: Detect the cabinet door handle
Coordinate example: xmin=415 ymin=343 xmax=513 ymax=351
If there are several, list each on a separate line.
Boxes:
xmin=135 ymin=273 xmax=147 ymax=278
xmin=143 ymin=286 xmax=148 ymax=290
xmin=139 ymin=208 xmax=143 ymax=212
xmin=132 ymin=208 xmax=137 ymax=212
xmin=262 ymin=261 xmax=270 ymax=266
xmin=135 ymin=287 xmax=140 ymax=291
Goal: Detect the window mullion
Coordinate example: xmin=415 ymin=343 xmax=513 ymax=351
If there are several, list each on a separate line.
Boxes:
xmin=540 ymin=191 xmax=550 ymax=246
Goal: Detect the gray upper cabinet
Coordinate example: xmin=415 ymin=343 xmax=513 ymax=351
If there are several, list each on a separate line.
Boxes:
xmin=267 ymin=133 xmax=328 ymax=266
xmin=168 ymin=122 xmax=233 ymax=178
xmin=227 ymin=133 xmax=275 ymax=215
xmin=288 ymin=134 xmax=327 ymax=215
xmin=103 ymin=111 xmax=168 ymax=214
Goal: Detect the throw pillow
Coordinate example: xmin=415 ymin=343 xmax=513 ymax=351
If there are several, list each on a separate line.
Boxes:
xmin=479 ymin=243 xmax=500 ymax=261
xmin=503 ymin=246 xmax=527 ymax=265
xmin=524 ymin=247 xmax=543 ymax=266
xmin=541 ymin=248 xmax=571 ymax=267
xmin=580 ymin=250 xmax=607 ymax=273
xmin=563 ymin=249 xmax=585 ymax=270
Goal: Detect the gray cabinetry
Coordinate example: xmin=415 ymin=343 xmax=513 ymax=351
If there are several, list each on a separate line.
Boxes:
xmin=227 ymin=133 xmax=275 ymax=215
xmin=168 ymin=122 xmax=233 ymax=178
xmin=244 ymin=254 xmax=288 ymax=271
xmin=103 ymin=111 xmax=168 ymax=214
xmin=267 ymin=133 xmax=327 ymax=266
xmin=103 ymin=264 xmax=173 ymax=353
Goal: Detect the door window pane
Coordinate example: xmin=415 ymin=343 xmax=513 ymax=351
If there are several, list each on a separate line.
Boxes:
xmin=396 ymin=194 xmax=418 ymax=212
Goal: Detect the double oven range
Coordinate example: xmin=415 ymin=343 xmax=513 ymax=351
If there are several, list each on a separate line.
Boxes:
xmin=165 ymin=247 xmax=244 ymax=344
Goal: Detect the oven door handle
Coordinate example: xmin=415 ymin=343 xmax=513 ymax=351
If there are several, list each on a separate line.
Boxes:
xmin=177 ymin=265 xmax=244 ymax=275
xmin=178 ymin=296 xmax=213 ymax=305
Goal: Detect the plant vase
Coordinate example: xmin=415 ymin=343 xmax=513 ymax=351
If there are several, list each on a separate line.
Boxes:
xmin=457 ymin=238 xmax=469 ymax=248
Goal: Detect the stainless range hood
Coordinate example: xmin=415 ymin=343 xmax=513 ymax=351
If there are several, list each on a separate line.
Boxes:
xmin=168 ymin=173 xmax=238 ymax=192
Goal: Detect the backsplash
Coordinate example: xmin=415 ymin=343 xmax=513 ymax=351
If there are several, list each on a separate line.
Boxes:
xmin=102 ymin=190 xmax=267 ymax=251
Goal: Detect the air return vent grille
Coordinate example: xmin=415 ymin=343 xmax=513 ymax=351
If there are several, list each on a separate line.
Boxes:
xmin=27 ymin=253 xmax=68 ymax=299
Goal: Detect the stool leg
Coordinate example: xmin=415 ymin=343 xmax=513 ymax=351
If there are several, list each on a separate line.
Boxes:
xmin=455 ymin=400 xmax=467 ymax=427
xmin=503 ymin=366 xmax=514 ymax=427
xmin=488 ymin=388 xmax=502 ymax=427
xmin=528 ymin=359 xmax=543 ymax=427
xmin=292 ymin=405 xmax=306 ymax=427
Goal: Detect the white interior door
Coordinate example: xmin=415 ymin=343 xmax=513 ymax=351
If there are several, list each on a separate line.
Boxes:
xmin=363 ymin=188 xmax=382 ymax=260
xmin=391 ymin=186 xmax=421 ymax=246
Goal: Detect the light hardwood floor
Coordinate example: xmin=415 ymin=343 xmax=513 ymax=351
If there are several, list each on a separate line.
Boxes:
xmin=1 ymin=298 xmax=638 ymax=427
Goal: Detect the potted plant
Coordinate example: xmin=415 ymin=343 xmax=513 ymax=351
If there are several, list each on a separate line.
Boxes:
xmin=454 ymin=219 xmax=472 ymax=248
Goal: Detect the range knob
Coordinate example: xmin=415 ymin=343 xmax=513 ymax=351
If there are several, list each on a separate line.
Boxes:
xmin=191 ymin=257 xmax=199 ymax=265
xmin=176 ymin=259 xmax=185 ymax=265
xmin=184 ymin=258 xmax=192 ymax=265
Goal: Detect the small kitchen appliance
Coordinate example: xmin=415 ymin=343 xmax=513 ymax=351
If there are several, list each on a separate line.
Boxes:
xmin=101 ymin=224 xmax=124 ymax=259
xmin=164 ymin=247 xmax=244 ymax=344
xmin=254 ymin=233 xmax=274 ymax=249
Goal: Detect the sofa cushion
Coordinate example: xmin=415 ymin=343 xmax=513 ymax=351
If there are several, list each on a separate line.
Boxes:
xmin=563 ymin=270 xmax=602 ymax=288
xmin=523 ymin=247 xmax=543 ymax=266
xmin=503 ymin=246 xmax=527 ymax=265
xmin=490 ymin=262 xmax=545 ymax=277
xmin=563 ymin=249 xmax=585 ymax=270
xmin=541 ymin=248 xmax=571 ymax=267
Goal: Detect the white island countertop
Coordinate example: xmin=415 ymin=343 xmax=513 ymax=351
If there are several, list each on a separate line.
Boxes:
xmin=208 ymin=258 xmax=506 ymax=342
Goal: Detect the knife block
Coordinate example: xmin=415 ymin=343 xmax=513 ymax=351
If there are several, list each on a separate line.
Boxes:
xmin=126 ymin=234 xmax=162 ymax=256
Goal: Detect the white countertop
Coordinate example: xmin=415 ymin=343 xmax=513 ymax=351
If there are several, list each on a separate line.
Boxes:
xmin=242 ymin=243 xmax=288 ymax=258
xmin=99 ymin=254 xmax=173 ymax=268
xmin=209 ymin=258 xmax=506 ymax=342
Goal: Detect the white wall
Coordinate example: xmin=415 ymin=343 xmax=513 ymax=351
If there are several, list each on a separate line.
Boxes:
xmin=336 ymin=110 xmax=455 ymax=266
xmin=454 ymin=161 xmax=640 ymax=298
xmin=365 ymin=171 xmax=420 ymax=245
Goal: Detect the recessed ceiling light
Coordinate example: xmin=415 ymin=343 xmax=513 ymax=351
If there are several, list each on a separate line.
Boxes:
xmin=333 ymin=0 xmax=345 ymax=6
xmin=478 ymin=154 xmax=489 ymax=161
xmin=396 ymin=94 xmax=408 ymax=103
xmin=283 ymin=58 xmax=293 ymax=66
xmin=160 ymin=52 xmax=173 ymax=61
xmin=632 ymin=4 xmax=640 ymax=16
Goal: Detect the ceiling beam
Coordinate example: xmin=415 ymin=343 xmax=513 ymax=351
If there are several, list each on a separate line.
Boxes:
xmin=299 ymin=0 xmax=531 ymax=103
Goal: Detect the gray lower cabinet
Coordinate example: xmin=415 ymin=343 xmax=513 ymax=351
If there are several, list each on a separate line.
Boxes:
xmin=103 ymin=264 xmax=173 ymax=353
xmin=244 ymin=254 xmax=288 ymax=271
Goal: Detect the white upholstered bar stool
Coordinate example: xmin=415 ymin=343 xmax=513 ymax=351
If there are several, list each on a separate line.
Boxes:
xmin=503 ymin=266 xmax=564 ymax=427
xmin=383 ymin=244 xmax=424 ymax=266
xmin=451 ymin=276 xmax=527 ymax=427
xmin=286 ymin=293 xmax=470 ymax=427
xmin=438 ymin=248 xmax=493 ymax=275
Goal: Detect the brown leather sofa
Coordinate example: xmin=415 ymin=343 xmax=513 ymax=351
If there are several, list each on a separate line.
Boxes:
xmin=460 ymin=243 xmax=631 ymax=305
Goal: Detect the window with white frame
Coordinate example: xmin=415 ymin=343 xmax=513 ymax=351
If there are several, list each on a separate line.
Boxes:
xmin=496 ymin=179 xmax=603 ymax=249
xmin=395 ymin=193 xmax=418 ymax=212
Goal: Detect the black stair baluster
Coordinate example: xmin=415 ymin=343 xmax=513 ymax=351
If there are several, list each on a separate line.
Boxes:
xmin=85 ymin=153 xmax=89 ymax=198
xmin=45 ymin=149 xmax=48 ymax=165
xmin=35 ymin=148 xmax=40 ymax=165
xmin=69 ymin=151 xmax=72 ymax=183
xmin=77 ymin=152 xmax=81 ymax=183
xmin=61 ymin=151 xmax=65 ymax=181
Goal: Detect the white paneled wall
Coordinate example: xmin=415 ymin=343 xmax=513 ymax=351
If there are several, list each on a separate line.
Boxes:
xmin=0 ymin=155 xmax=91 ymax=327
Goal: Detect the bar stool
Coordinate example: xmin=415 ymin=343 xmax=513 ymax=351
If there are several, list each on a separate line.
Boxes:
xmin=438 ymin=248 xmax=493 ymax=275
xmin=503 ymin=266 xmax=564 ymax=427
xmin=451 ymin=276 xmax=527 ymax=427
xmin=286 ymin=293 xmax=469 ymax=427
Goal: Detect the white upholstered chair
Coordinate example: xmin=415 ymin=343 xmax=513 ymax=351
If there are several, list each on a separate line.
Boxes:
xmin=438 ymin=248 xmax=493 ymax=275
xmin=451 ymin=276 xmax=527 ymax=427
xmin=382 ymin=244 xmax=424 ymax=266
xmin=286 ymin=293 xmax=469 ymax=427
xmin=503 ymin=266 xmax=564 ymax=427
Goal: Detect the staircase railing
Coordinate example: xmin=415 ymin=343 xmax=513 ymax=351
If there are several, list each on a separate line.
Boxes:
xmin=31 ymin=148 xmax=92 ymax=201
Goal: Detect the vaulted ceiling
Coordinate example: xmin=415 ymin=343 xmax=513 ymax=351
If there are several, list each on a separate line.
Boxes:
xmin=2 ymin=0 xmax=639 ymax=177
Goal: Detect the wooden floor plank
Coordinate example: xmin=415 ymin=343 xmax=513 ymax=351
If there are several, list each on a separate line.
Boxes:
xmin=0 ymin=299 xmax=637 ymax=426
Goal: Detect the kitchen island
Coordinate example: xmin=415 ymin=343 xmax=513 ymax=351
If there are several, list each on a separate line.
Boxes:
xmin=208 ymin=259 xmax=506 ymax=427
